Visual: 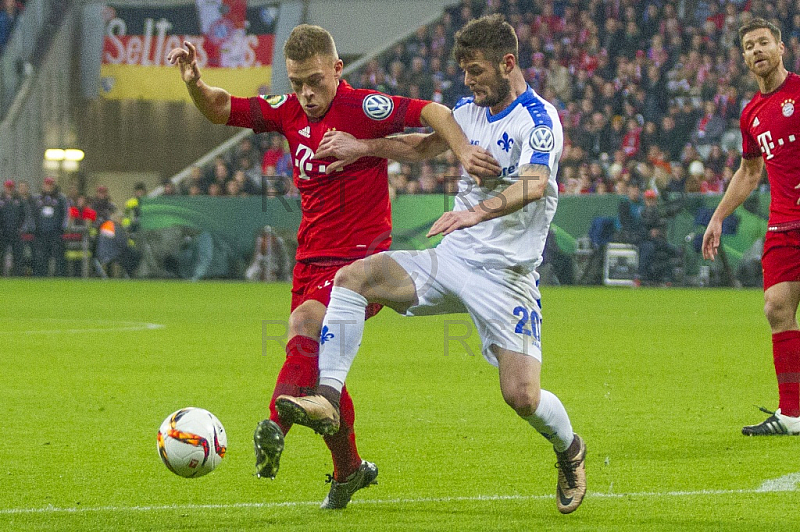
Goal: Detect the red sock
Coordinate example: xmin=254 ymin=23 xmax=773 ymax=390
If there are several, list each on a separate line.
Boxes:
xmin=269 ymin=335 xmax=320 ymax=434
xmin=773 ymin=330 xmax=800 ymax=418
xmin=268 ymin=335 xmax=362 ymax=479
xmin=323 ymin=384 xmax=362 ymax=481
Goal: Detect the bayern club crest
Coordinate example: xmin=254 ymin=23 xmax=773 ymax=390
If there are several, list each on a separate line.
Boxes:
xmin=782 ymin=99 xmax=795 ymax=117
xmin=363 ymin=94 xmax=394 ymax=120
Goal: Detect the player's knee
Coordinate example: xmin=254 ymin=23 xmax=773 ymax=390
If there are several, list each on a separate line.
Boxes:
xmin=333 ymin=260 xmax=369 ymax=293
xmin=288 ymin=307 xmax=322 ymax=339
xmin=503 ymin=386 xmax=539 ymax=417
xmin=764 ymin=295 xmax=792 ymax=329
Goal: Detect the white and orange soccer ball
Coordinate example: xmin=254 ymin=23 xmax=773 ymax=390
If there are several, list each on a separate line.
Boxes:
xmin=157 ymin=407 xmax=227 ymax=478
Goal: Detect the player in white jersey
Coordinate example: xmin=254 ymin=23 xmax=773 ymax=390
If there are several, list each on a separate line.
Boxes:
xmin=276 ymin=15 xmax=586 ymax=514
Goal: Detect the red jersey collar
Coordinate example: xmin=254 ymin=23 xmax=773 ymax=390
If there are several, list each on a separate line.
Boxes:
xmin=309 ymin=80 xmax=352 ymax=122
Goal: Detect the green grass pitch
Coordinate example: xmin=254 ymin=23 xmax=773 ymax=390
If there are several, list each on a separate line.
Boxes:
xmin=0 ymin=280 xmax=796 ymax=530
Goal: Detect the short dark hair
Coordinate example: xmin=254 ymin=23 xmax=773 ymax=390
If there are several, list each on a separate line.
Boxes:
xmin=738 ymin=17 xmax=781 ymax=47
xmin=453 ymin=14 xmax=518 ymax=65
xmin=283 ymin=24 xmax=338 ymax=62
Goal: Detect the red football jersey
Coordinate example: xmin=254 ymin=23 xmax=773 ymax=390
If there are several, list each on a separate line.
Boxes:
xmin=741 ymin=72 xmax=800 ymax=225
xmin=228 ymin=81 xmax=428 ymax=261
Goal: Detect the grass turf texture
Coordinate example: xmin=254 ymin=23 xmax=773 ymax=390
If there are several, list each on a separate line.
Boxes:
xmin=0 ymin=280 xmax=795 ymax=531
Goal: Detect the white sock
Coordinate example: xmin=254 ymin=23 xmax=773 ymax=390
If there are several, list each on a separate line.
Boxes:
xmin=317 ymin=286 xmax=368 ymax=393
xmin=523 ymin=389 xmax=574 ymax=452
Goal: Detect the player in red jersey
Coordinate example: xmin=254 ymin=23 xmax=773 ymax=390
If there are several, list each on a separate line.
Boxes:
xmin=703 ymin=18 xmax=800 ymax=436
xmin=168 ymin=24 xmax=500 ymax=507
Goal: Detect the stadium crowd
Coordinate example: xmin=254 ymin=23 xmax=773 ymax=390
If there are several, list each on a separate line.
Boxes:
xmin=171 ymin=0 xmax=791 ymax=201
xmin=354 ymin=0 xmax=766 ymax=199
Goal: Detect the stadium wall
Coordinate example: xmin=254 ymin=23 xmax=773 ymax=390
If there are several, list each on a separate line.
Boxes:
xmin=140 ymin=193 xmax=769 ymax=273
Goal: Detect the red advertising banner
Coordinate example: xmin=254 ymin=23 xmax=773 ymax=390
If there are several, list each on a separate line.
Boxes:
xmin=100 ymin=2 xmax=278 ymax=100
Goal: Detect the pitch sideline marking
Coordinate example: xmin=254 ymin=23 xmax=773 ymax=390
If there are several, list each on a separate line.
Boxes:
xmin=0 ymin=319 xmax=164 ymax=335
xmin=0 ymin=482 xmax=797 ymax=515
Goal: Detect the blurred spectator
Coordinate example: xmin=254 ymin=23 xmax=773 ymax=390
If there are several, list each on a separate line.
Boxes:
xmin=232 ymin=169 xmax=261 ymax=195
xmin=261 ymin=135 xmax=286 ymax=175
xmin=236 ymin=154 xmax=262 ymax=188
xmin=621 ymin=118 xmax=642 ymax=160
xmin=91 ymin=185 xmax=117 ymax=226
xmin=33 ymin=177 xmax=68 ymax=277
xmin=245 ymin=225 xmax=290 ymax=282
xmin=692 ymin=100 xmax=727 ymax=153
xmin=0 ymin=179 xmax=25 ymax=275
xmin=657 ymin=115 xmax=685 ymax=162
xmin=65 ymin=194 xmax=96 ymax=278
xmin=665 ymin=162 xmax=687 ymax=194
xmin=616 ymin=181 xmax=645 ymax=245
xmin=225 ymin=179 xmax=242 ymax=197
xmin=705 ymin=144 xmax=727 ymax=176
xmin=162 ymin=179 xmax=177 ymax=196
xmin=211 ymin=158 xmax=230 ymax=192
xmin=229 ymin=137 xmax=260 ymax=171
xmin=181 ymin=165 xmax=208 ymax=195
xmin=638 ymin=189 xmax=682 ymax=284
xmin=207 ymin=182 xmax=222 ymax=196
xmin=122 ymin=182 xmax=146 ymax=233
xmin=67 ymin=194 xmax=97 ymax=230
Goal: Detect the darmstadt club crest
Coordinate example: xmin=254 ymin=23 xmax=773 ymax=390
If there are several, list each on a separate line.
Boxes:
xmin=782 ymin=99 xmax=795 ymax=117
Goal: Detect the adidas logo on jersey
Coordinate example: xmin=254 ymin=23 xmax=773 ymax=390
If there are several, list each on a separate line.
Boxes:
xmin=299 ymin=126 xmax=311 ymax=138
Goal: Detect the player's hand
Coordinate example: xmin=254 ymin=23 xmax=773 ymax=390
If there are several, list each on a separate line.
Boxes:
xmin=167 ymin=41 xmax=202 ymax=85
xmin=457 ymin=145 xmax=501 ymax=184
xmin=701 ymin=219 xmax=722 ymax=260
xmin=316 ymin=131 xmax=368 ymax=173
xmin=426 ymin=209 xmax=483 ymax=237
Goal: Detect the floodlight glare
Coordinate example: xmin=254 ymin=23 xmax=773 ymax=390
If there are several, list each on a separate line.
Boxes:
xmin=44 ymin=149 xmax=66 ymax=161
xmin=64 ymin=149 xmax=85 ymax=161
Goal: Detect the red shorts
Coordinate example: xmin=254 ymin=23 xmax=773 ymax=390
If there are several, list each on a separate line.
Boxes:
xmin=762 ymin=229 xmax=800 ymax=290
xmin=291 ymin=259 xmax=382 ymax=318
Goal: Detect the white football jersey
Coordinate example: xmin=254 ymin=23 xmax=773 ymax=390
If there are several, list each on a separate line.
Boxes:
xmin=438 ymin=86 xmax=562 ymax=272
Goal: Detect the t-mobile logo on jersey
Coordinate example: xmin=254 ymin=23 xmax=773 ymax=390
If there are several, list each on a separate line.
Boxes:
xmin=757 ymin=131 xmax=776 ymax=160
xmin=757 ymin=130 xmax=799 ymax=161
xmin=294 ymin=143 xmax=343 ymax=178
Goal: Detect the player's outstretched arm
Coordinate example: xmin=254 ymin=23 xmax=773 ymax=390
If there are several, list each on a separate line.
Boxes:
xmin=420 ymin=102 xmax=501 ymax=179
xmin=426 ymin=164 xmax=549 ymax=237
xmin=167 ymin=41 xmax=231 ymax=125
xmin=316 ymin=131 xmax=449 ymax=173
xmin=701 ymin=156 xmax=763 ymax=260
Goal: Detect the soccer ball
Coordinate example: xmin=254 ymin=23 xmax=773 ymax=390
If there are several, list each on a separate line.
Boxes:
xmin=157 ymin=407 xmax=227 ymax=478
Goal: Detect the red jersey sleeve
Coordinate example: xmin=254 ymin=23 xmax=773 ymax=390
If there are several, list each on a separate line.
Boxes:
xmin=391 ymin=96 xmax=428 ymax=129
xmin=740 ymin=106 xmax=761 ymax=159
xmin=226 ymin=95 xmax=286 ymax=134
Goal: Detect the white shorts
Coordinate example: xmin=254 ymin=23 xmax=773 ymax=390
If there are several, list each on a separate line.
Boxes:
xmin=386 ymin=248 xmax=542 ymax=366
